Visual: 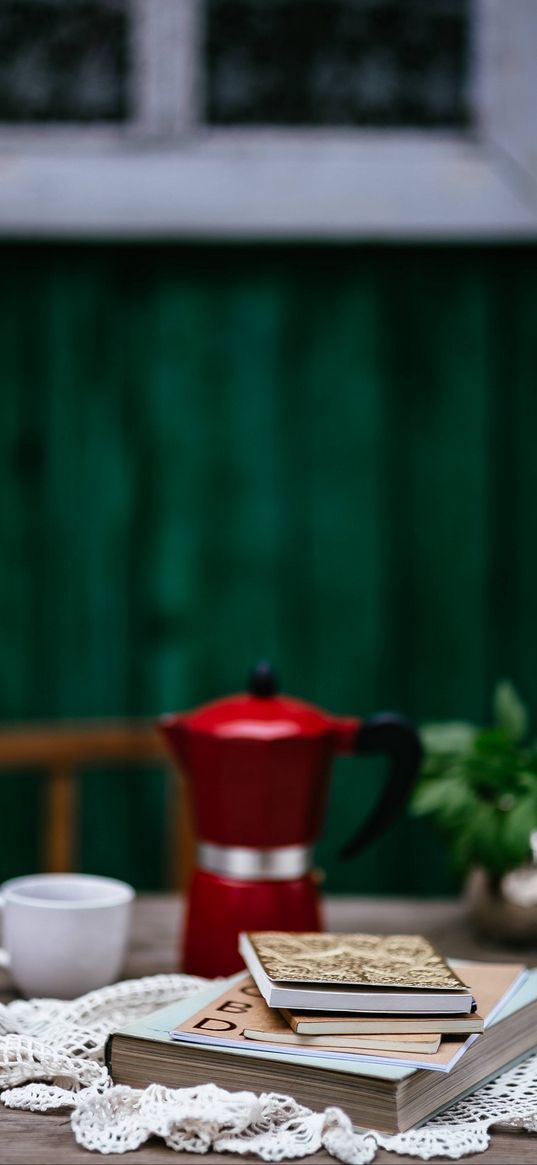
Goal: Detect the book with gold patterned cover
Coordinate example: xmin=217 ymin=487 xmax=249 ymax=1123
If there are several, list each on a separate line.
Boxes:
xmin=244 ymin=932 xmax=467 ymax=989
xmin=239 ymin=932 xmax=475 ymax=1013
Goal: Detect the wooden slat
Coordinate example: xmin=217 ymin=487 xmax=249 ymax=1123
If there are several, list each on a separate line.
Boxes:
xmin=45 ymin=763 xmax=77 ymax=873
xmin=0 ymin=721 xmax=166 ymax=768
xmin=163 ymin=768 xmax=196 ymax=893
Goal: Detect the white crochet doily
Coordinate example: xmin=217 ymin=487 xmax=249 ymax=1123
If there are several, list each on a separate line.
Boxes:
xmin=1 ymin=973 xmax=537 ymax=1160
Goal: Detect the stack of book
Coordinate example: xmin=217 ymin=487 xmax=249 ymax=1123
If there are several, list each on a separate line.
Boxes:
xmin=106 ymin=931 xmax=537 ymax=1134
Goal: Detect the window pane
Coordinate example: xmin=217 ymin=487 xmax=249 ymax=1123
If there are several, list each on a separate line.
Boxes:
xmin=205 ymin=0 xmax=471 ymax=128
xmin=0 ymin=0 xmax=128 ymax=123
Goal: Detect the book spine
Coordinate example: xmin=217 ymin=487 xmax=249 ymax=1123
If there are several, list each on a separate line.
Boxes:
xmin=104 ymin=1034 xmax=114 ymax=1076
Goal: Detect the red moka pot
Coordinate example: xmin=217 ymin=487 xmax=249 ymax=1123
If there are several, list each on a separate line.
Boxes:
xmin=159 ymin=663 xmax=422 ymax=977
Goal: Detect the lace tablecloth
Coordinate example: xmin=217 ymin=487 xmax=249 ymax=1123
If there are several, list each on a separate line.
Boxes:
xmin=1 ymin=973 xmax=537 ymax=1160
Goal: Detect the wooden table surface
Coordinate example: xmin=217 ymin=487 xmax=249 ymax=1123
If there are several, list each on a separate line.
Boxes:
xmin=1 ymin=894 xmax=536 ymax=1164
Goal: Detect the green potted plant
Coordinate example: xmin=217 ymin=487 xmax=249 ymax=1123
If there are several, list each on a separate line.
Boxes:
xmin=412 ymin=681 xmax=537 ymax=941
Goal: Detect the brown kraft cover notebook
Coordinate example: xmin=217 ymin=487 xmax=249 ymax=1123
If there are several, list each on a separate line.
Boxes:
xmin=173 ymin=973 xmax=442 ymax=1055
xmin=170 ymin=963 xmax=524 ymax=1072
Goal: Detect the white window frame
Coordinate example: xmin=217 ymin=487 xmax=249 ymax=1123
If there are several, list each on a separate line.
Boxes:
xmin=0 ymin=0 xmax=536 ymax=239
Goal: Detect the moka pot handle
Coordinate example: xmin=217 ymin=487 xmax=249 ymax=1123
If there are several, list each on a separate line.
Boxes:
xmin=339 ymin=714 xmax=423 ymax=859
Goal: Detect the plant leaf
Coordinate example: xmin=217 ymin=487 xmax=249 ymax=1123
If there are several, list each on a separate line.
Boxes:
xmin=493 ymin=679 xmax=529 ymax=742
xmin=416 ymin=683 xmax=536 ymax=876
xmin=500 ymin=795 xmax=536 ymax=871
xmin=420 ymin=722 xmax=476 ymax=756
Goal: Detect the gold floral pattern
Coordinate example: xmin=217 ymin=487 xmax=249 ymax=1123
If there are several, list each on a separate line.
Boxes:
xmin=247 ymin=932 xmax=468 ymax=990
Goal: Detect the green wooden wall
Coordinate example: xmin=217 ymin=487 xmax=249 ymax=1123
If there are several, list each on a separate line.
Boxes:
xmin=1 ymin=242 xmax=536 ymax=894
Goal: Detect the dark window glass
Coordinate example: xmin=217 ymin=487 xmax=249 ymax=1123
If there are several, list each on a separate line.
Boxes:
xmin=0 ymin=0 xmax=128 ymax=123
xmin=206 ymin=0 xmax=470 ymax=128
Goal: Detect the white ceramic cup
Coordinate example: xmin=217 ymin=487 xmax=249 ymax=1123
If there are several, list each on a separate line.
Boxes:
xmin=0 ymin=873 xmax=135 ymax=999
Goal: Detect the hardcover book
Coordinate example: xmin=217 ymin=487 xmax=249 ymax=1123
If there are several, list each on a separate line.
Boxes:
xmin=239 ymin=931 xmax=475 ymax=1013
xmin=106 ymin=968 xmax=537 ymax=1135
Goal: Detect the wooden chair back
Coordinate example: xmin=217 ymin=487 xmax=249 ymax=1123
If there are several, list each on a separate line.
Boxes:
xmin=0 ymin=721 xmax=194 ymax=890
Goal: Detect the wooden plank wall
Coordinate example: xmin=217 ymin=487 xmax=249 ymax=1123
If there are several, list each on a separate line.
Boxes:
xmin=1 ymin=242 xmax=536 ymax=893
